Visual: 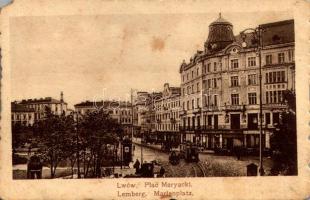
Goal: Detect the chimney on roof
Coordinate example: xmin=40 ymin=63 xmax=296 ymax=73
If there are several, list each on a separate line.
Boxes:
xmin=60 ymin=91 xmax=64 ymax=103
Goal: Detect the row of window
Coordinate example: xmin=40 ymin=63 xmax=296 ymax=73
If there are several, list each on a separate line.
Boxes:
xmin=25 ymin=103 xmax=64 ymax=112
xmin=12 ymin=114 xmax=32 ymax=120
xmin=183 ymin=95 xmax=263 ymax=109
xmin=182 ymin=92 xmax=259 ymax=110
xmin=182 ymin=98 xmax=201 ymax=110
xmin=182 ymin=82 xmax=200 ymax=96
xmin=106 ymin=109 xmax=132 ymax=115
xmin=156 ymin=123 xmax=180 ymax=131
xmin=182 ymin=67 xmax=200 ymax=82
xmin=266 ymin=50 xmax=294 ymax=65
xmin=266 ymin=90 xmax=285 ymax=104
xmin=266 ymin=71 xmax=286 ymax=84
xmin=181 ymin=112 xmax=280 ymax=127
xmin=204 ymin=78 xmax=217 ymax=89
xmin=197 ymin=71 xmax=284 ymax=91
xmin=231 ymin=93 xmax=257 ymax=105
xmin=183 ymin=70 xmax=286 ymax=98
xmin=120 ymin=118 xmax=131 ymax=123
xmin=203 ymin=62 xmax=219 ymax=74
xmin=182 ymin=50 xmax=293 ymax=83
xmin=156 ymin=111 xmax=179 ymax=121
xmin=155 ymin=100 xmax=181 ymax=111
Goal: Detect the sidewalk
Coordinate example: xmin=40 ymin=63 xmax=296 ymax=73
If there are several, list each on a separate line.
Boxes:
xmin=132 ymin=137 xmax=215 ymax=154
xmin=132 ymin=138 xmax=163 ymax=152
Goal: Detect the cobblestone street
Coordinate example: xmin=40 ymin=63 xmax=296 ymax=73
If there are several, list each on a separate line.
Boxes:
xmin=132 ymin=142 xmax=273 ymax=177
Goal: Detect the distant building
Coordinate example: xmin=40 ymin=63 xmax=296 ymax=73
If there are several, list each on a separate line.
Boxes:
xmin=154 ymin=83 xmax=181 ymax=145
xmin=132 ymin=91 xmax=162 ymax=139
xmin=74 ymin=100 xmax=132 ymax=135
xmin=179 ymin=15 xmax=295 ymax=151
xmin=15 ymin=92 xmax=68 ymax=122
xmin=11 ymin=102 xmax=35 ymax=126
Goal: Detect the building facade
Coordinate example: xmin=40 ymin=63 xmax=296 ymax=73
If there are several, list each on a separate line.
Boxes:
xmin=74 ymin=100 xmax=132 ymax=135
xmin=179 ymin=15 xmax=295 ymax=151
xmin=11 ymin=102 xmax=35 ymax=126
xmin=16 ymin=92 xmax=68 ymax=122
xmin=154 ymin=83 xmax=181 ymax=146
xmin=133 ymin=91 xmax=162 ymax=141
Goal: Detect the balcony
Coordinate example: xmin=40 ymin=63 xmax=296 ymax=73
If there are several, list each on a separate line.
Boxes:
xmin=179 ymin=126 xmax=194 ymax=131
xmin=179 ymin=126 xmax=203 ymax=132
xmin=193 ymin=107 xmax=201 ymax=114
xmin=170 ymin=118 xmax=177 ymax=123
xmin=179 ymin=110 xmax=187 ymax=116
xmin=224 ymin=104 xmax=246 ymax=112
xmin=262 ymin=103 xmax=287 ymax=109
xmin=203 ymin=105 xmax=220 ymax=112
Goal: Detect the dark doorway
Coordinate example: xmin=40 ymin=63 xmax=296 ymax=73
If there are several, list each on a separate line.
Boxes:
xmin=208 ymin=134 xmax=212 ymax=149
xmin=231 ymin=114 xmax=240 ymax=129
xmin=273 ymin=112 xmax=280 ymax=125
xmin=208 ymin=115 xmax=212 ymax=127
xmin=214 ymin=115 xmax=218 ymax=129
xmin=227 ymin=138 xmax=233 ymax=150
xmin=248 ymin=113 xmax=258 ymax=130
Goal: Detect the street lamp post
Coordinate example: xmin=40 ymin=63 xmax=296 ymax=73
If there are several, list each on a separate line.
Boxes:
xmin=240 ymin=26 xmax=265 ymax=176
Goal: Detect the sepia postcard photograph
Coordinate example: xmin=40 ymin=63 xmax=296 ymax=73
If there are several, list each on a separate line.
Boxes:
xmin=0 ymin=0 xmax=309 ymax=199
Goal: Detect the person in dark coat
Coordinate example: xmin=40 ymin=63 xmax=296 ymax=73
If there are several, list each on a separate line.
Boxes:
xmin=133 ymin=159 xmax=140 ymax=174
xmin=159 ymin=166 xmax=165 ymax=177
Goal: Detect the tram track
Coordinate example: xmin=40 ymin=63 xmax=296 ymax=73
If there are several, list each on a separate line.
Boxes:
xmin=192 ymin=162 xmax=206 ymax=177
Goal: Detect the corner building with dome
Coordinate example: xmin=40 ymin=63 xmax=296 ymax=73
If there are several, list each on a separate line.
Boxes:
xmin=179 ymin=14 xmax=295 ymax=151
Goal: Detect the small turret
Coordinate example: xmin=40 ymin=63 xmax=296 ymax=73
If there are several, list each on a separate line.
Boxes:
xmin=60 ymin=91 xmax=64 ymax=103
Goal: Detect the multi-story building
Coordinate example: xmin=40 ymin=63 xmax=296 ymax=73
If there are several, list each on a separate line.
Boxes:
xmin=16 ymin=92 xmax=68 ymax=121
xmin=179 ymin=15 xmax=295 ymax=151
xmin=133 ymin=92 xmax=150 ymax=137
xmin=154 ymin=83 xmax=181 ymax=146
xmin=133 ymin=91 xmax=162 ymax=140
xmin=11 ymin=102 xmax=35 ymax=126
xmin=74 ymin=100 xmax=132 ymax=135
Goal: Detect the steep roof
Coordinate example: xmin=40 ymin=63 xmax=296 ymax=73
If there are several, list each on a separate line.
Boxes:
xmin=19 ymin=97 xmax=66 ymax=104
xmin=180 ymin=19 xmax=294 ymax=72
xmin=260 ymin=19 xmax=294 ymax=46
xmin=74 ymin=100 xmax=131 ymax=108
xmin=209 ymin=13 xmax=232 ymax=26
xmin=170 ymin=87 xmax=181 ymax=95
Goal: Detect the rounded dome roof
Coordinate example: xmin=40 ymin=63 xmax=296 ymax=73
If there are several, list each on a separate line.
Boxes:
xmin=205 ymin=13 xmax=235 ymax=52
xmin=210 ymin=13 xmax=232 ymax=26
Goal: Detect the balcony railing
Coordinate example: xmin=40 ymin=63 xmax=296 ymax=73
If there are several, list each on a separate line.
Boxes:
xmin=224 ymin=104 xmax=246 ymax=112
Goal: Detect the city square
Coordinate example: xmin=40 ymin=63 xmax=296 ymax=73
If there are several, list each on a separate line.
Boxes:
xmin=11 ymin=13 xmax=296 ymax=179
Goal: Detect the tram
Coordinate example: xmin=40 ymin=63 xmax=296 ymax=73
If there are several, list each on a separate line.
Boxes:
xmin=180 ymin=143 xmax=199 ymax=162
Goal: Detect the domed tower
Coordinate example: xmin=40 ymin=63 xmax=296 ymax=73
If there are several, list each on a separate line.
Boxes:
xmin=205 ymin=13 xmax=235 ymax=52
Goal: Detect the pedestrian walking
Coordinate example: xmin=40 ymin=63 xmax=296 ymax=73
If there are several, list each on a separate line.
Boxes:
xmin=133 ymin=159 xmax=140 ymax=174
xmin=234 ymin=139 xmax=243 ymax=160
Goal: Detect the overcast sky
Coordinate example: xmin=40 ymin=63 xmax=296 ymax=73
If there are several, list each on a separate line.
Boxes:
xmin=11 ymin=11 xmax=292 ymax=108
